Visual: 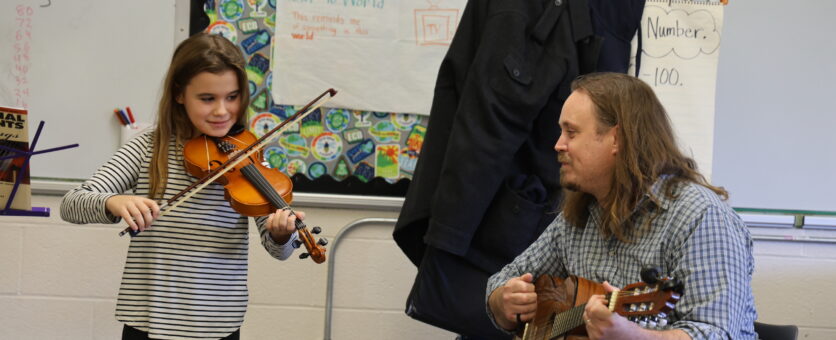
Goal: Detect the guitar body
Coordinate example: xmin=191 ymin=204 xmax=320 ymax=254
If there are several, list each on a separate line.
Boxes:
xmin=515 ymin=275 xmax=604 ymax=340
xmin=513 ymin=274 xmax=680 ymax=340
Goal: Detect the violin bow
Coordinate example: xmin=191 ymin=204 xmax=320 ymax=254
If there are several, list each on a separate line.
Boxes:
xmin=119 ymin=88 xmax=337 ymax=237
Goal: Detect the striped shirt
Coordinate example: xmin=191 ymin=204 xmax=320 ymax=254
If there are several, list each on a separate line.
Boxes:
xmin=61 ymin=131 xmax=297 ymax=339
xmin=486 ymin=177 xmax=758 ymax=339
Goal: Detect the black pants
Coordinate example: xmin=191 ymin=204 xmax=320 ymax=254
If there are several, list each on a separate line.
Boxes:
xmin=122 ymin=325 xmax=240 ymax=340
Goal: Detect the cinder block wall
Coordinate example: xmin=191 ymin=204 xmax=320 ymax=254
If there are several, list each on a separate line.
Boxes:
xmin=1 ymin=194 xmax=835 ymax=339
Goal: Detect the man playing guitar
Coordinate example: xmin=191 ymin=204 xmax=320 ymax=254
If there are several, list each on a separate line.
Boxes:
xmin=486 ymin=73 xmax=757 ymax=340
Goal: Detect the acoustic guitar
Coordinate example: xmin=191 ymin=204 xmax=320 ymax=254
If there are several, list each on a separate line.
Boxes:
xmin=515 ymin=273 xmax=682 ymax=340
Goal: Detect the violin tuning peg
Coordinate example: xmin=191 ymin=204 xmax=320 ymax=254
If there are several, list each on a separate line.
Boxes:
xmin=311 ymin=226 xmax=322 ymax=234
xmin=317 ymin=238 xmax=328 ymax=246
xmin=292 ymin=240 xmax=302 ymax=249
xmin=299 ymin=253 xmax=310 ymax=259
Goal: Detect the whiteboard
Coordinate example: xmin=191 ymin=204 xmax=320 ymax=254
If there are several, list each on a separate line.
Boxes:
xmin=712 ymin=0 xmax=836 ymax=212
xmin=0 ymin=0 xmax=183 ymax=181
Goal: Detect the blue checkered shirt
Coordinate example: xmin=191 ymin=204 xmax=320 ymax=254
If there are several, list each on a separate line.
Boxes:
xmin=486 ymin=178 xmax=757 ymax=339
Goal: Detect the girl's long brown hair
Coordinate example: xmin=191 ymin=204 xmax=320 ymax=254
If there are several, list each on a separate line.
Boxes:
xmin=148 ymin=33 xmax=250 ymax=199
xmin=562 ymin=73 xmax=727 ymax=241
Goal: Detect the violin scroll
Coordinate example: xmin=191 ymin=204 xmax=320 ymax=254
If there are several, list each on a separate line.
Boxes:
xmin=290 ymin=217 xmax=326 ymax=263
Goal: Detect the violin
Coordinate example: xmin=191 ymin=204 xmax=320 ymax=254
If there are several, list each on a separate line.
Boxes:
xmin=117 ymin=89 xmax=336 ymax=264
xmin=182 ymin=124 xmax=327 ymax=263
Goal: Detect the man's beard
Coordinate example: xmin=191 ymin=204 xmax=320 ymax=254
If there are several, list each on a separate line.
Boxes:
xmin=559 ymin=167 xmax=580 ymax=192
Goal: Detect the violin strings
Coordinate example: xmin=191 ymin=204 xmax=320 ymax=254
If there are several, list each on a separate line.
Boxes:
xmin=203 ymin=136 xmax=211 ymax=170
xmin=227 ymin=135 xmax=245 ymax=144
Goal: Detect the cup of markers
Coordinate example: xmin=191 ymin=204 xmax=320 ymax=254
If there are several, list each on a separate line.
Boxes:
xmin=115 ymin=106 xmax=149 ymax=144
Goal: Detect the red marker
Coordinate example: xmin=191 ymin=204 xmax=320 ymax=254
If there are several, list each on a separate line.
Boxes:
xmin=125 ymin=106 xmax=136 ymax=125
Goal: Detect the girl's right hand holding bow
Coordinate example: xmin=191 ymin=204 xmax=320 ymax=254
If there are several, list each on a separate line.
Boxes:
xmin=106 ymin=195 xmax=160 ymax=233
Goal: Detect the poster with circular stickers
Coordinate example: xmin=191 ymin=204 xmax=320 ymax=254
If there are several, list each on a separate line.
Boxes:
xmin=205 ymin=2 xmax=429 ymax=186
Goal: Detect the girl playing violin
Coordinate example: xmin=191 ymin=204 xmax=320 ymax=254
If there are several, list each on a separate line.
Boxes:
xmin=60 ymin=33 xmax=301 ymax=340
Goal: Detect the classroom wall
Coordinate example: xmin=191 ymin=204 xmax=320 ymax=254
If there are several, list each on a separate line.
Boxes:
xmin=0 ymin=194 xmax=835 ymax=339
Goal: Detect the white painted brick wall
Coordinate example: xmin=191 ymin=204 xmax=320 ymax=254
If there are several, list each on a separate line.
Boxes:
xmin=1 ymin=195 xmax=834 ymax=339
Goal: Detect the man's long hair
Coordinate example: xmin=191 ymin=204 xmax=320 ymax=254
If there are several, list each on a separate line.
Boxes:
xmin=561 ymin=73 xmax=727 ymax=240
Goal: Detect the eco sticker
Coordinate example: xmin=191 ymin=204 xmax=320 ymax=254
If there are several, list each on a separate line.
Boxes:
xmin=204 ymin=3 xmax=219 ymax=22
xmin=249 ymin=112 xmax=280 ymax=138
xmin=241 ymin=29 xmax=270 ymax=54
xmin=270 ymin=104 xmax=292 ymax=121
xmin=248 ymin=80 xmax=257 ymax=96
xmin=279 ymin=133 xmax=309 ymax=157
xmin=353 ymin=162 xmax=374 ymax=183
xmin=238 ymin=18 xmax=259 ymax=34
xmin=352 ymin=110 xmax=371 ymax=127
xmin=251 ymin=89 xmax=269 ymax=112
xmin=342 ymin=128 xmax=363 ymax=144
xmin=346 ymin=138 xmax=375 ymax=164
xmin=286 ymin=159 xmax=307 ymax=177
xmin=333 ymin=156 xmax=351 ymax=181
xmin=375 ymin=144 xmax=400 ymax=179
xmin=399 ymin=149 xmax=418 ymax=174
xmin=392 ymin=113 xmax=421 ymax=131
xmin=405 ymin=124 xmax=427 ymax=153
xmin=308 ymin=162 xmax=327 ymax=179
xmin=280 ymin=120 xmax=300 ymax=135
xmin=246 ymin=0 xmax=268 ymax=18
xmin=246 ymin=53 xmax=269 ymax=86
xmin=300 ymin=108 xmax=324 ymax=138
xmin=219 ymin=0 xmax=245 ymax=22
xmin=369 ymin=121 xmax=401 ymax=143
xmin=325 ymin=108 xmax=350 ymax=133
xmin=207 ymin=21 xmax=238 ymax=43
xmin=263 ymin=146 xmax=287 ymax=171
xmin=311 ymin=132 xmax=343 ymax=162
xmin=263 ymin=12 xmax=275 ymax=29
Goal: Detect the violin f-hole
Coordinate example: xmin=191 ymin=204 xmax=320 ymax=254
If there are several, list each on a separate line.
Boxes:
xmin=209 ymin=160 xmax=230 ymax=171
